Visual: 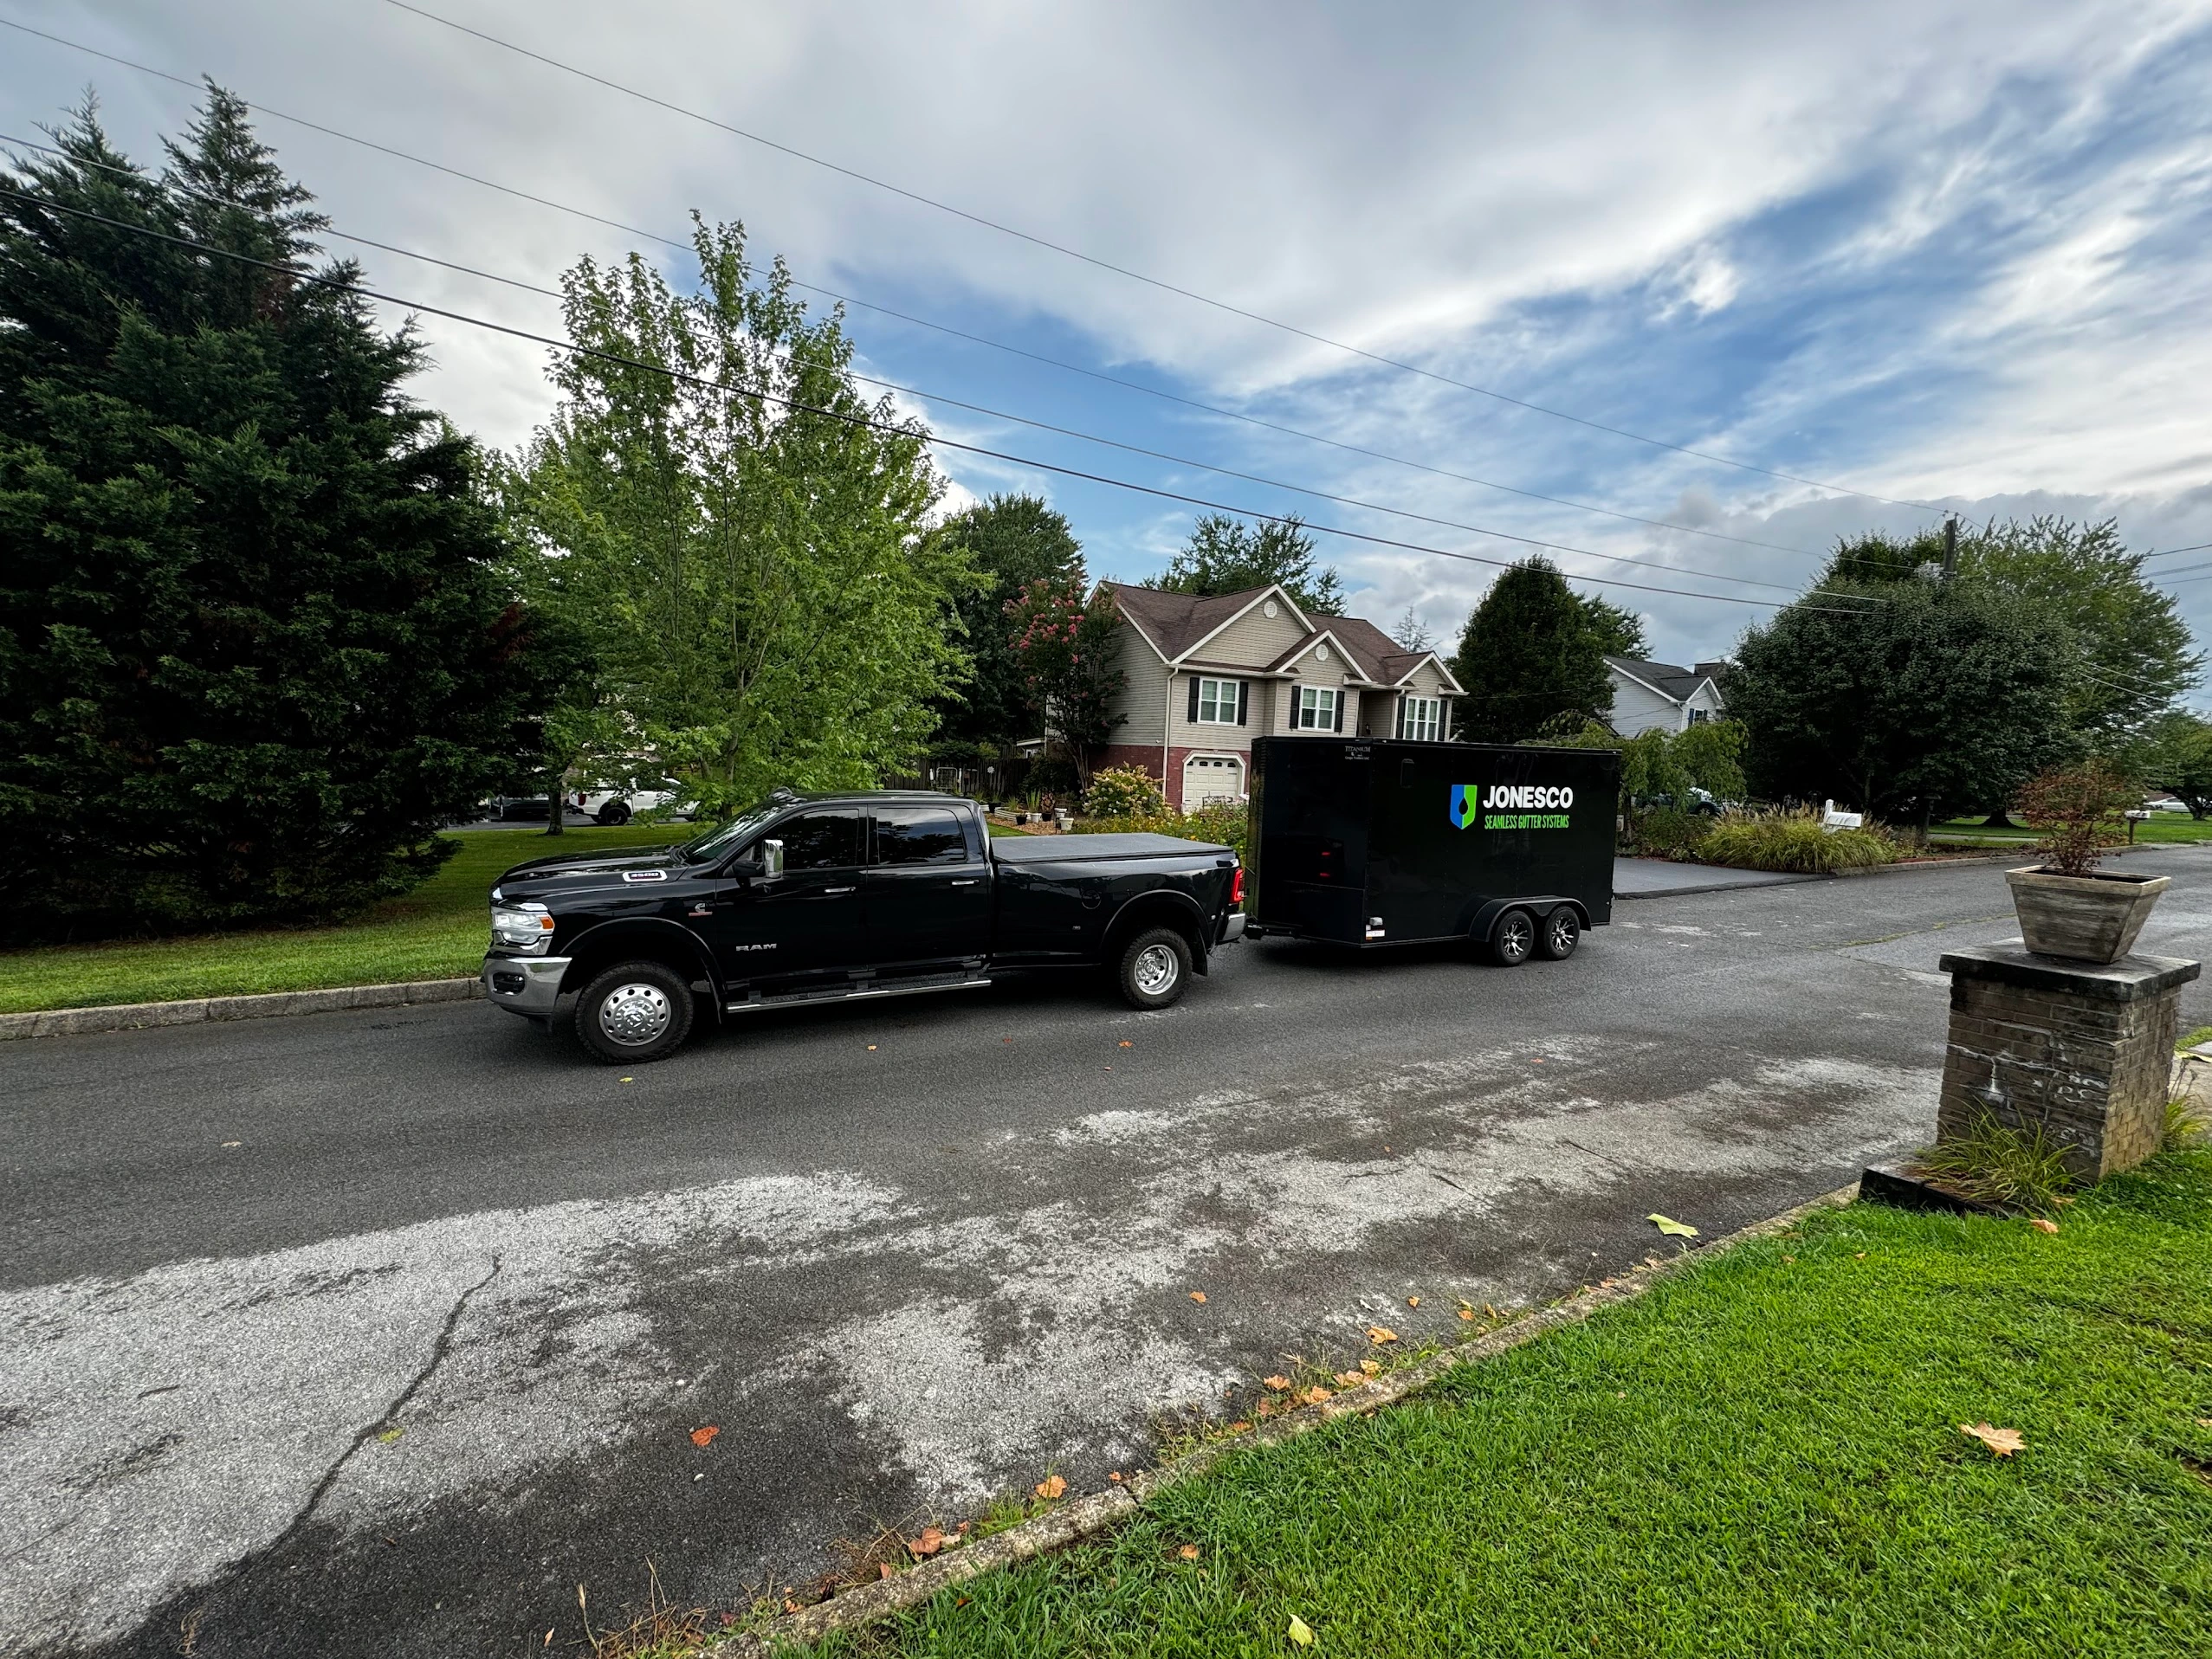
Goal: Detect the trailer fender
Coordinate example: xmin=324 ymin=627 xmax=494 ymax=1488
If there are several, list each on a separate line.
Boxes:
xmin=1466 ymin=895 xmax=1591 ymax=943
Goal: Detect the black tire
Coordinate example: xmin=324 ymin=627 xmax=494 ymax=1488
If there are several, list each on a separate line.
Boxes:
xmin=1489 ymin=907 xmax=1536 ymax=967
xmin=596 ymin=800 xmax=632 ymax=827
xmin=572 ymin=959 xmax=695 ymax=1064
xmin=1116 ymin=926 xmax=1192 ymax=1010
xmin=1538 ymin=905 xmax=1581 ymax=961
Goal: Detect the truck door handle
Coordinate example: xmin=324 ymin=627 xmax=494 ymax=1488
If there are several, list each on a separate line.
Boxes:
xmin=949 ymin=878 xmax=980 ymax=887
xmin=823 ymin=886 xmax=857 ymax=895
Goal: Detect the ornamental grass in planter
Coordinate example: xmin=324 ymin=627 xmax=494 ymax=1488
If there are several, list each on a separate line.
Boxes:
xmin=2008 ymin=760 xmax=2168 ymax=964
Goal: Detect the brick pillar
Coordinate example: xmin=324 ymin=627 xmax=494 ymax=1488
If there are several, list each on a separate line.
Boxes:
xmin=1937 ymin=946 xmax=2200 ymax=1181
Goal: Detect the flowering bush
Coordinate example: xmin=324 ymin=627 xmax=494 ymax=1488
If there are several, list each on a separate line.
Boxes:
xmin=1083 ymin=766 xmax=1166 ymax=818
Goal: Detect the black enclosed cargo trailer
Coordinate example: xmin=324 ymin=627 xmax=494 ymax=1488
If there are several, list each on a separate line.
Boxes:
xmin=1249 ymin=736 xmax=1619 ymax=963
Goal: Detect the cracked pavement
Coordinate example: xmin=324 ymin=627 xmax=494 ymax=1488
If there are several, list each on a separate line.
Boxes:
xmin=5 ymin=848 xmax=2209 ymax=1657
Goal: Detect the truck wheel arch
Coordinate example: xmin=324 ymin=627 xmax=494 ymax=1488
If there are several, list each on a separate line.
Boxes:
xmin=559 ymin=919 xmax=723 ymax=1020
xmin=1101 ymin=890 xmax=1213 ymax=976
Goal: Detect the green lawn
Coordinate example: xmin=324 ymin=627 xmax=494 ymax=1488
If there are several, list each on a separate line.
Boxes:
xmin=1932 ymin=815 xmax=2212 ymax=846
xmin=838 ymin=1153 xmax=2212 ymax=1658
xmin=0 ymin=824 xmax=693 ymax=1015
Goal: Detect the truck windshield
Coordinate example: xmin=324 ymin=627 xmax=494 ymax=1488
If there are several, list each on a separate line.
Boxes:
xmin=676 ymin=805 xmax=779 ymax=864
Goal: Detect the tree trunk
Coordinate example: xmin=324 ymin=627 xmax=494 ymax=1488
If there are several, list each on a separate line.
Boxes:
xmin=1981 ymin=811 xmax=2018 ymax=829
xmin=546 ymin=764 xmax=566 ymax=836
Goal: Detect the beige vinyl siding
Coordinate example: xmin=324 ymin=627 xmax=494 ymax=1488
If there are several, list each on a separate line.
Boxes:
xmin=1193 ymin=598 xmax=1310 ymax=664
xmin=1111 ymin=627 xmax=1171 ymax=749
xmin=1167 ymin=669 xmax=1258 ymax=750
xmin=1277 ymin=660 xmax=1356 ymax=733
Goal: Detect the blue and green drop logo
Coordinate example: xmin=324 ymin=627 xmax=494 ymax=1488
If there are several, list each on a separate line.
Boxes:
xmin=1447 ymin=784 xmax=1478 ymax=830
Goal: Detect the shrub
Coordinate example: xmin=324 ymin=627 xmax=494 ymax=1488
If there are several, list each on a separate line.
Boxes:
xmin=1629 ymin=806 xmax=1712 ymax=861
xmin=1698 ymin=807 xmax=1898 ymax=874
xmin=1027 ymin=758 xmax=1079 ymax=800
xmin=1083 ymin=765 xmax=1166 ymax=818
xmin=2015 ymin=758 xmax=2138 ymax=875
xmin=1911 ymin=1113 xmax=2076 ymax=1214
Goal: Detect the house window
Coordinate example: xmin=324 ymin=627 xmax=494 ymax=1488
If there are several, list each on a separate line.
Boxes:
xmin=1399 ymin=694 xmax=1442 ymax=742
xmin=1687 ymin=707 xmax=1711 ymax=725
xmin=1195 ymin=677 xmax=1239 ymax=724
xmin=1295 ymin=686 xmax=1338 ymax=730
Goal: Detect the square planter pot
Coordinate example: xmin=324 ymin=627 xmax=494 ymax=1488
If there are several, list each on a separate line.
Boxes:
xmin=2006 ymin=866 xmax=2170 ymax=964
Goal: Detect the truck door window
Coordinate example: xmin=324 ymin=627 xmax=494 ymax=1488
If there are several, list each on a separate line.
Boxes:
xmin=873 ymin=805 xmax=972 ymax=866
xmin=774 ymin=810 xmax=864 ymax=870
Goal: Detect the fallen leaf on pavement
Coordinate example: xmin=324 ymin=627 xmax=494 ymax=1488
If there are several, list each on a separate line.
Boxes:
xmin=1647 ymin=1214 xmax=1699 ymax=1237
xmin=1189 ymin=1290 xmax=1206 ymax=1303
xmin=543 ymin=1630 xmax=553 ymax=1648
xmin=1406 ymin=1295 xmax=1420 ymax=1307
xmin=1484 ymin=1303 xmax=1499 ymax=1320
xmin=1255 ymin=1399 xmax=1277 ymax=1417
xmin=1034 ymin=1475 xmax=1067 ymax=1500
xmin=1303 ymin=1385 xmax=1332 ymax=1405
xmin=377 ymin=1426 xmax=404 ymax=1443
xmin=690 ymin=1426 xmax=719 ymax=1448
xmin=2028 ymin=1217 xmax=2060 ymax=1235
xmin=1458 ymin=1308 xmax=1475 ymax=1320
xmin=1119 ymin=1040 xmax=1132 ymax=1049
xmin=1367 ymin=1326 xmax=1399 ymax=1345
xmin=1178 ymin=1544 xmax=1200 ymax=1560
xmin=909 ymin=1528 xmax=946 ymax=1558
xmin=1109 ymin=1470 xmax=1123 ymax=1482
xmin=1288 ymin=1613 xmax=1316 ymax=1646
xmin=1960 ymin=1422 xmax=2026 ymax=1456
xmin=1336 ymin=1371 xmax=1367 ymax=1386
xmin=1263 ymin=1374 xmax=1291 ymax=1391
xmin=878 ymin=1562 xmax=894 ymax=1580
xmin=1360 ymin=1359 xmax=1382 ymax=1376
xmin=1229 ymin=1421 xmax=1252 ymax=1432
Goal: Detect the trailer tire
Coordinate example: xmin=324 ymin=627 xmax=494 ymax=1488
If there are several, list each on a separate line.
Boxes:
xmin=1488 ymin=907 xmax=1536 ymax=967
xmin=1538 ymin=905 xmax=1580 ymax=961
xmin=1116 ymin=926 xmax=1192 ymax=1010
xmin=573 ymin=959 xmax=695 ymax=1064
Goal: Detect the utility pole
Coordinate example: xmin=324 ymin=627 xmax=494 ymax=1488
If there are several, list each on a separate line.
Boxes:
xmin=1941 ymin=517 xmax=1958 ymax=584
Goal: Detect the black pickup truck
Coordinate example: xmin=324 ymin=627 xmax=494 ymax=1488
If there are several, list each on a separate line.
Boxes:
xmin=481 ymin=789 xmax=1245 ymax=1063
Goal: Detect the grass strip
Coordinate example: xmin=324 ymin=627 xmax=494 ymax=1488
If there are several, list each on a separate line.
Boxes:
xmin=821 ymin=1153 xmax=2212 ymax=1659
xmin=0 ymin=825 xmax=692 ymax=1014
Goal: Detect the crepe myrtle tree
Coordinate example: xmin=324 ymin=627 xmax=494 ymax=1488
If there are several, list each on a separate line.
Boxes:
xmin=1007 ymin=574 xmax=1127 ymax=782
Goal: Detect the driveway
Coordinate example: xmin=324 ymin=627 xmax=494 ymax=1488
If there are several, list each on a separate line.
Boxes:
xmin=6 ymin=848 xmax=2209 ymax=1658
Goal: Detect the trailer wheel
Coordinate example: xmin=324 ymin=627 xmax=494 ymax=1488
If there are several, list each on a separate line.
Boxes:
xmin=1489 ymin=907 xmax=1536 ymax=966
xmin=1538 ymin=905 xmax=1581 ymax=961
xmin=1116 ymin=926 xmax=1192 ymax=1010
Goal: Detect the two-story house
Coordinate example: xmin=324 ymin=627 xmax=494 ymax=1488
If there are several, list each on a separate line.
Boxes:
xmin=1092 ymin=582 xmax=1465 ymax=810
xmin=1603 ymin=655 xmax=1730 ymax=736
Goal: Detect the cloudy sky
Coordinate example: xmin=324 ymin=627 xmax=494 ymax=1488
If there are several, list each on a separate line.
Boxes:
xmin=7 ymin=0 xmax=2212 ymax=667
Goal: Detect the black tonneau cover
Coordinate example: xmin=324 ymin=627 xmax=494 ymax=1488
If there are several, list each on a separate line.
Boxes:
xmin=991 ymin=832 xmax=1229 ymax=863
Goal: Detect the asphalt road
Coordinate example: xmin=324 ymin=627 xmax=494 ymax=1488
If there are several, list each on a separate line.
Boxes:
xmin=6 ymin=848 xmax=2210 ymax=1659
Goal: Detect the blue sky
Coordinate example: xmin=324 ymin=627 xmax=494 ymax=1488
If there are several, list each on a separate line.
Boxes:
xmin=7 ymin=0 xmax=2212 ymax=670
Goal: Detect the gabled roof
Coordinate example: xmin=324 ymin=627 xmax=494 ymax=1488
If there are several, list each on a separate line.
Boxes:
xmin=1606 ymin=655 xmax=1726 ymax=706
xmin=1103 ymin=579 xmax=1462 ymax=694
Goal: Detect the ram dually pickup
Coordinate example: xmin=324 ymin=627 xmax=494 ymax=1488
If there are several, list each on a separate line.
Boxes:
xmin=481 ymin=789 xmax=1245 ymax=1063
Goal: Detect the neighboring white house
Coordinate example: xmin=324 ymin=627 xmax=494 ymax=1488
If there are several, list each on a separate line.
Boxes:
xmin=1605 ymin=655 xmax=1730 ymax=736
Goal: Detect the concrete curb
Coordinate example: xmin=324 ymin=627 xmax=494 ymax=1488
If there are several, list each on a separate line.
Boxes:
xmin=708 ymin=1180 xmax=1863 ymax=1657
xmin=0 ymin=977 xmax=482 ymax=1041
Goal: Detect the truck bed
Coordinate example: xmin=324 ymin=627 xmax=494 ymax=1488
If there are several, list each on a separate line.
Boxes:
xmin=992 ymin=832 xmax=1230 ymax=863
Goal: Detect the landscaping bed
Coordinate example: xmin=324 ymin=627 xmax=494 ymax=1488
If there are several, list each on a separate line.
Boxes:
xmin=808 ymin=1153 xmax=2212 ymax=1658
xmin=0 ymin=825 xmax=693 ymax=1015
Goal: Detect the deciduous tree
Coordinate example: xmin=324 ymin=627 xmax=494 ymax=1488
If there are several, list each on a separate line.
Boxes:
xmin=929 ymin=493 xmax=1081 ymax=749
xmin=1147 ymin=513 xmax=1344 ymax=614
xmin=1006 ymin=574 xmax=1126 ymax=779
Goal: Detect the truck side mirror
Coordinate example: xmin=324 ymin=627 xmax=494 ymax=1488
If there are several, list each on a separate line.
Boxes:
xmin=760 ymin=838 xmax=785 ymax=877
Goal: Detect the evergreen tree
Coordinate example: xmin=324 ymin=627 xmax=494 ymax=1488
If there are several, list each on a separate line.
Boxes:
xmin=930 ymin=493 xmax=1081 ymax=748
xmin=0 ymin=94 xmax=550 ymax=938
xmin=1146 ymin=513 xmax=1344 ymax=613
xmin=1448 ymin=558 xmax=1614 ymax=743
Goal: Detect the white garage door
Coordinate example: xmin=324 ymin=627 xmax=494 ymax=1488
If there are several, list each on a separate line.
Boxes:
xmin=1184 ymin=753 xmax=1244 ymax=806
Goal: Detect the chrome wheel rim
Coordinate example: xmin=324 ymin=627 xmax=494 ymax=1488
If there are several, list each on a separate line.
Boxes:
xmin=1134 ymin=943 xmax=1180 ymax=996
xmin=598 ymin=982 xmax=673 ymax=1046
xmin=1498 ymin=917 xmax=1532 ymax=960
xmin=1548 ymin=913 xmax=1576 ymax=952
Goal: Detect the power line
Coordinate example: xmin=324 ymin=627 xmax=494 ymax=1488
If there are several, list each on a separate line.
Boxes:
xmin=378 ymin=0 xmax=1953 ymax=516
xmin=2144 ymin=540 xmax=2212 ymax=560
xmin=0 ymin=16 xmax=1835 ymax=565
xmin=0 ymin=183 xmax=1885 ymax=618
xmin=1 ymin=128 xmax=1873 ymax=607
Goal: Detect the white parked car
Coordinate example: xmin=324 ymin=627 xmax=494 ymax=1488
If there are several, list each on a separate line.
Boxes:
xmin=575 ymin=787 xmax=682 ymax=826
xmin=2144 ymin=795 xmax=2192 ymax=814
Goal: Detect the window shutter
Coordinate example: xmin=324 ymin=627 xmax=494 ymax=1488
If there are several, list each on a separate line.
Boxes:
xmin=1235 ymin=681 xmax=1248 ymax=725
xmin=1187 ymin=675 xmax=1200 ymax=722
xmin=1334 ymin=690 xmax=1346 ymax=733
xmin=1289 ymin=687 xmax=1298 ymax=730
xmin=1394 ymin=694 xmax=1405 ymax=739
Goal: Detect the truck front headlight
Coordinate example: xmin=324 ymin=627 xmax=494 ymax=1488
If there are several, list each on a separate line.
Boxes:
xmin=491 ymin=903 xmax=556 ymax=954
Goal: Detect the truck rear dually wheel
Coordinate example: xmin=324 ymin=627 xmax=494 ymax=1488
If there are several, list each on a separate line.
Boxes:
xmin=573 ymin=959 xmax=694 ymax=1063
xmin=1116 ymin=926 xmax=1192 ymax=1010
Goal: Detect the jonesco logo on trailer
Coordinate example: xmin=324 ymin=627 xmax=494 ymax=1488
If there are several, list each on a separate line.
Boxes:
xmin=1449 ymin=783 xmax=1574 ymax=830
